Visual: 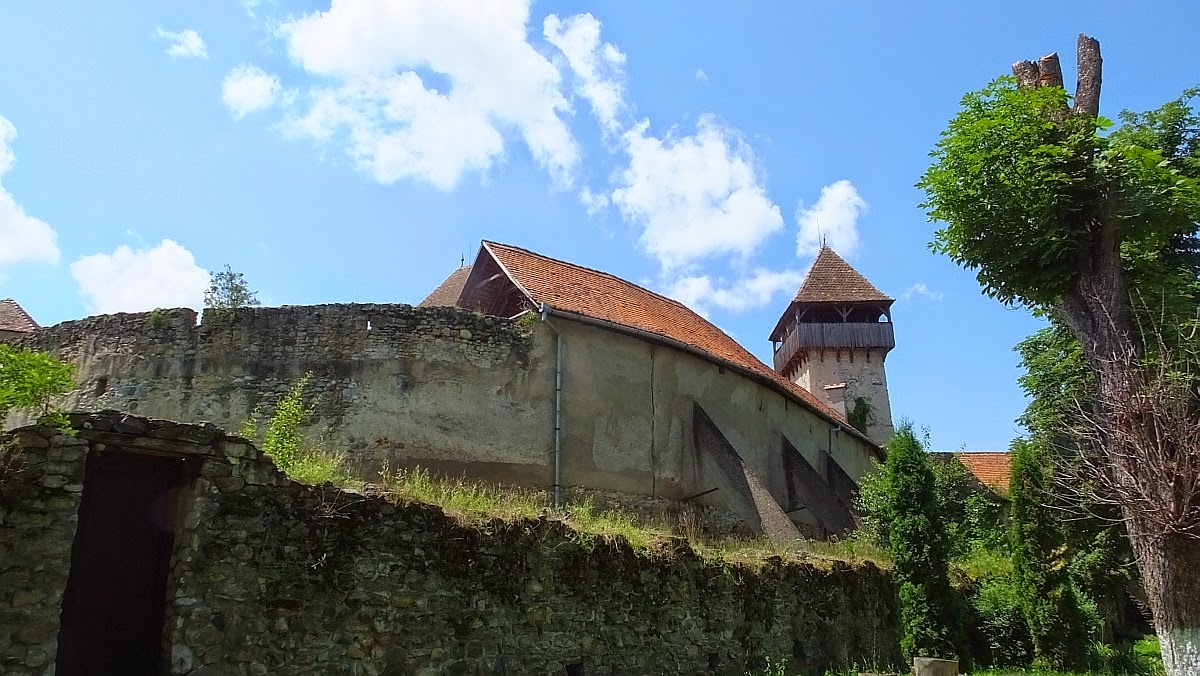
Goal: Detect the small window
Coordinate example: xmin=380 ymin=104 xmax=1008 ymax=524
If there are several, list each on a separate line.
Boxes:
xmin=94 ymin=377 xmax=109 ymax=397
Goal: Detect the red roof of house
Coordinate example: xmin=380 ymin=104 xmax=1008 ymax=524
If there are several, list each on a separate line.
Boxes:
xmin=0 ymin=299 xmax=38 ymax=334
xmin=480 ymin=241 xmax=878 ymax=451
xmin=419 ymin=265 xmax=473 ymax=307
xmin=793 ymin=246 xmax=892 ymax=304
xmin=954 ymin=452 xmax=1012 ymax=492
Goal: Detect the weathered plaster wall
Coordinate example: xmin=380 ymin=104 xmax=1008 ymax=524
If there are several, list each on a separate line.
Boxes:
xmin=553 ymin=319 xmax=878 ymax=532
xmin=13 ymin=304 xmax=878 ymax=534
xmin=0 ymin=414 xmax=902 ymax=675
xmin=794 ymin=349 xmax=894 ymax=446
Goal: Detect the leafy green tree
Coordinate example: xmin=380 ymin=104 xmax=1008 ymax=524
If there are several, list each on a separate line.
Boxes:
xmin=204 ymin=264 xmax=261 ymax=309
xmin=1009 ymin=438 xmax=1090 ymax=669
xmin=881 ymin=424 xmax=961 ymax=662
xmin=918 ymin=35 xmax=1200 ymax=673
xmin=0 ymin=345 xmax=75 ymax=426
xmin=857 ymin=454 xmax=1006 ymax=559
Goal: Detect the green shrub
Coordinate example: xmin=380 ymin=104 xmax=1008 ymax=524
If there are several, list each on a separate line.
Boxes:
xmin=970 ymin=572 xmax=1034 ymax=667
xmin=262 ymin=374 xmax=313 ymax=472
xmin=881 ymin=423 xmax=962 ymax=662
xmin=1010 ymin=438 xmax=1091 ymax=670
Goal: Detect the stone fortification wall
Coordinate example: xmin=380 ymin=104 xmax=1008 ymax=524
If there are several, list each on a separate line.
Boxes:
xmin=12 ymin=305 xmax=880 ymax=538
xmin=14 ymin=305 xmax=554 ymax=477
xmin=0 ymin=414 xmax=901 ymax=675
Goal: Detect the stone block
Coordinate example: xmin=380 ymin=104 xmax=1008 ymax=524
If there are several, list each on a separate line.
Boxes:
xmin=913 ymin=657 xmax=958 ymax=676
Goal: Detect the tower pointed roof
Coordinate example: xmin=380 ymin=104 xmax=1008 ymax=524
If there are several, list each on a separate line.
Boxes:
xmin=792 ymin=246 xmax=892 ymax=304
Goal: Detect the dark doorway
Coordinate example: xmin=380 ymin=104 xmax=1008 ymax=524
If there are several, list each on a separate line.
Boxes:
xmin=56 ymin=451 xmax=193 ymax=676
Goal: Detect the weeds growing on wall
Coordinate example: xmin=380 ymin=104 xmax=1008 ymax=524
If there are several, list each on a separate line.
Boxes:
xmin=240 ymin=374 xmax=361 ymax=489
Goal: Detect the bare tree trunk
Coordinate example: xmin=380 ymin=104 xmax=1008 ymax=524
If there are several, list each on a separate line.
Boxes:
xmin=1016 ymin=35 xmax=1200 ymax=676
xmin=1128 ymin=524 xmax=1200 ymax=673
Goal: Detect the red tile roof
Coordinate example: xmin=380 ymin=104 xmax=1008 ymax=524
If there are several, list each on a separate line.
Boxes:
xmin=0 ymin=298 xmax=38 ymax=334
xmin=794 ymin=246 xmax=892 ymax=304
xmin=481 ymin=241 xmax=878 ymax=451
xmin=419 ymin=265 xmax=472 ymax=307
xmin=954 ymin=452 xmax=1012 ymax=492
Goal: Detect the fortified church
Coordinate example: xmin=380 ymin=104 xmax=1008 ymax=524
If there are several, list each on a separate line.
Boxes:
xmin=4 ymin=241 xmax=899 ymax=540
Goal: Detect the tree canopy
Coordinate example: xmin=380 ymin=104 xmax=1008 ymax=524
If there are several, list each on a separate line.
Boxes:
xmin=204 ymin=264 xmax=261 ymax=310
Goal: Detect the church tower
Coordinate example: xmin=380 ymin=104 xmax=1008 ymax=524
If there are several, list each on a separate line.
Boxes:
xmin=769 ymin=246 xmax=895 ymax=445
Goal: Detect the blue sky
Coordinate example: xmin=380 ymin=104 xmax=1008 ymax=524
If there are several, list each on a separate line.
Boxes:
xmin=0 ymin=1 xmax=1196 ymax=451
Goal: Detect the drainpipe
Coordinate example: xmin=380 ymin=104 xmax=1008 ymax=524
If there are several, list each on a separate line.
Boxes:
xmin=539 ymin=303 xmax=564 ymax=509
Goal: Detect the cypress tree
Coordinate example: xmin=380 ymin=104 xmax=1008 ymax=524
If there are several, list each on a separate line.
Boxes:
xmin=1009 ymin=437 xmax=1089 ymax=669
xmin=882 ymin=424 xmax=960 ymax=661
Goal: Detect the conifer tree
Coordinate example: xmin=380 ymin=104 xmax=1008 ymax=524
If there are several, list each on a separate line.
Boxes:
xmin=882 ymin=424 xmax=961 ymax=661
xmin=1008 ymin=437 xmax=1089 ymax=670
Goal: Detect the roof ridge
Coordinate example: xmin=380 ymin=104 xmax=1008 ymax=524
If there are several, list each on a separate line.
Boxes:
xmin=482 ymin=240 xmax=700 ymax=315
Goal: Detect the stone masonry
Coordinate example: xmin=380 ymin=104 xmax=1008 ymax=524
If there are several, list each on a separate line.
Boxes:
xmin=0 ymin=412 xmax=902 ymax=675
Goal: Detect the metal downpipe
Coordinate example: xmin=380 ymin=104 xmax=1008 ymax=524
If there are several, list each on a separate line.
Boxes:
xmin=539 ymin=304 xmax=564 ymax=509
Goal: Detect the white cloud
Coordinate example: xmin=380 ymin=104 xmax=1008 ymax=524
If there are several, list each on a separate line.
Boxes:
xmin=222 ymin=65 xmax=282 ymax=119
xmin=278 ymin=0 xmax=578 ymax=189
xmin=611 ymin=115 xmax=783 ymax=270
xmin=71 ymin=240 xmax=209 ymax=315
xmin=0 ymin=115 xmax=59 ymax=269
xmin=579 ymin=186 xmax=609 ymax=215
xmin=666 ymin=268 xmax=804 ymax=314
xmin=795 ymin=179 xmax=868 ymax=257
xmin=902 ymin=283 xmax=944 ymax=302
xmin=155 ymin=28 xmax=208 ymax=59
xmin=694 ymin=68 xmax=708 ymax=82
xmin=544 ymin=13 xmax=627 ymax=135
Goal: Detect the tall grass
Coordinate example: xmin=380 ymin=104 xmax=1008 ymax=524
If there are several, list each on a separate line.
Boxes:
xmin=375 ymin=465 xmax=889 ymax=566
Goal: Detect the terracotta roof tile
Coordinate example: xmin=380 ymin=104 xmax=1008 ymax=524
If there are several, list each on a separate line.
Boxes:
xmin=482 ymin=241 xmax=877 ymax=449
xmin=0 ymin=298 xmax=38 ymax=334
xmin=954 ymin=452 xmax=1012 ymax=492
xmin=419 ymin=265 xmax=472 ymax=307
xmin=794 ymin=246 xmax=892 ymax=304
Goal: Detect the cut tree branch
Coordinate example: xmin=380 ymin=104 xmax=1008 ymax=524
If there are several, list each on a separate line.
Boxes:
xmin=1073 ymin=34 xmax=1103 ymax=117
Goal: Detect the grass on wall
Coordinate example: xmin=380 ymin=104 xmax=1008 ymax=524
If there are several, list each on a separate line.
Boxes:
xmin=284 ymin=462 xmax=888 ymax=567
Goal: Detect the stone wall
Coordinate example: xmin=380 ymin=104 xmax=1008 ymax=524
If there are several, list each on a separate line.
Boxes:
xmin=0 ymin=413 xmax=902 ymax=675
xmin=12 ymin=304 xmax=553 ymax=474
xmin=0 ymin=429 xmax=85 ymax=674
xmin=12 ymin=304 xmax=881 ymax=537
xmin=793 ymin=348 xmax=895 ymax=446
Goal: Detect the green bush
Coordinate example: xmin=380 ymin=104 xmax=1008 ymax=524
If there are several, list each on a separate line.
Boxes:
xmin=969 ymin=571 xmax=1034 ymax=667
xmin=881 ymin=423 xmax=962 ymax=662
xmin=262 ymin=374 xmax=313 ymax=472
xmin=1010 ymin=438 xmax=1091 ymax=670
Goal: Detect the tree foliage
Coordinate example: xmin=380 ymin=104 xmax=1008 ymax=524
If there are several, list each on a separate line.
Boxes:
xmin=204 ymin=264 xmax=261 ymax=310
xmin=0 ymin=345 xmax=75 ymax=428
xmin=261 ymin=373 xmax=313 ymax=472
xmin=1009 ymin=437 xmax=1090 ymax=669
xmin=879 ymin=424 xmax=961 ymax=661
xmin=919 ymin=79 xmax=1200 ymax=310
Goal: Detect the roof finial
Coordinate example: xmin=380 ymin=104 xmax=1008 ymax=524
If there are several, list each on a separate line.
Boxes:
xmin=460 ymin=253 xmax=465 ymax=267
